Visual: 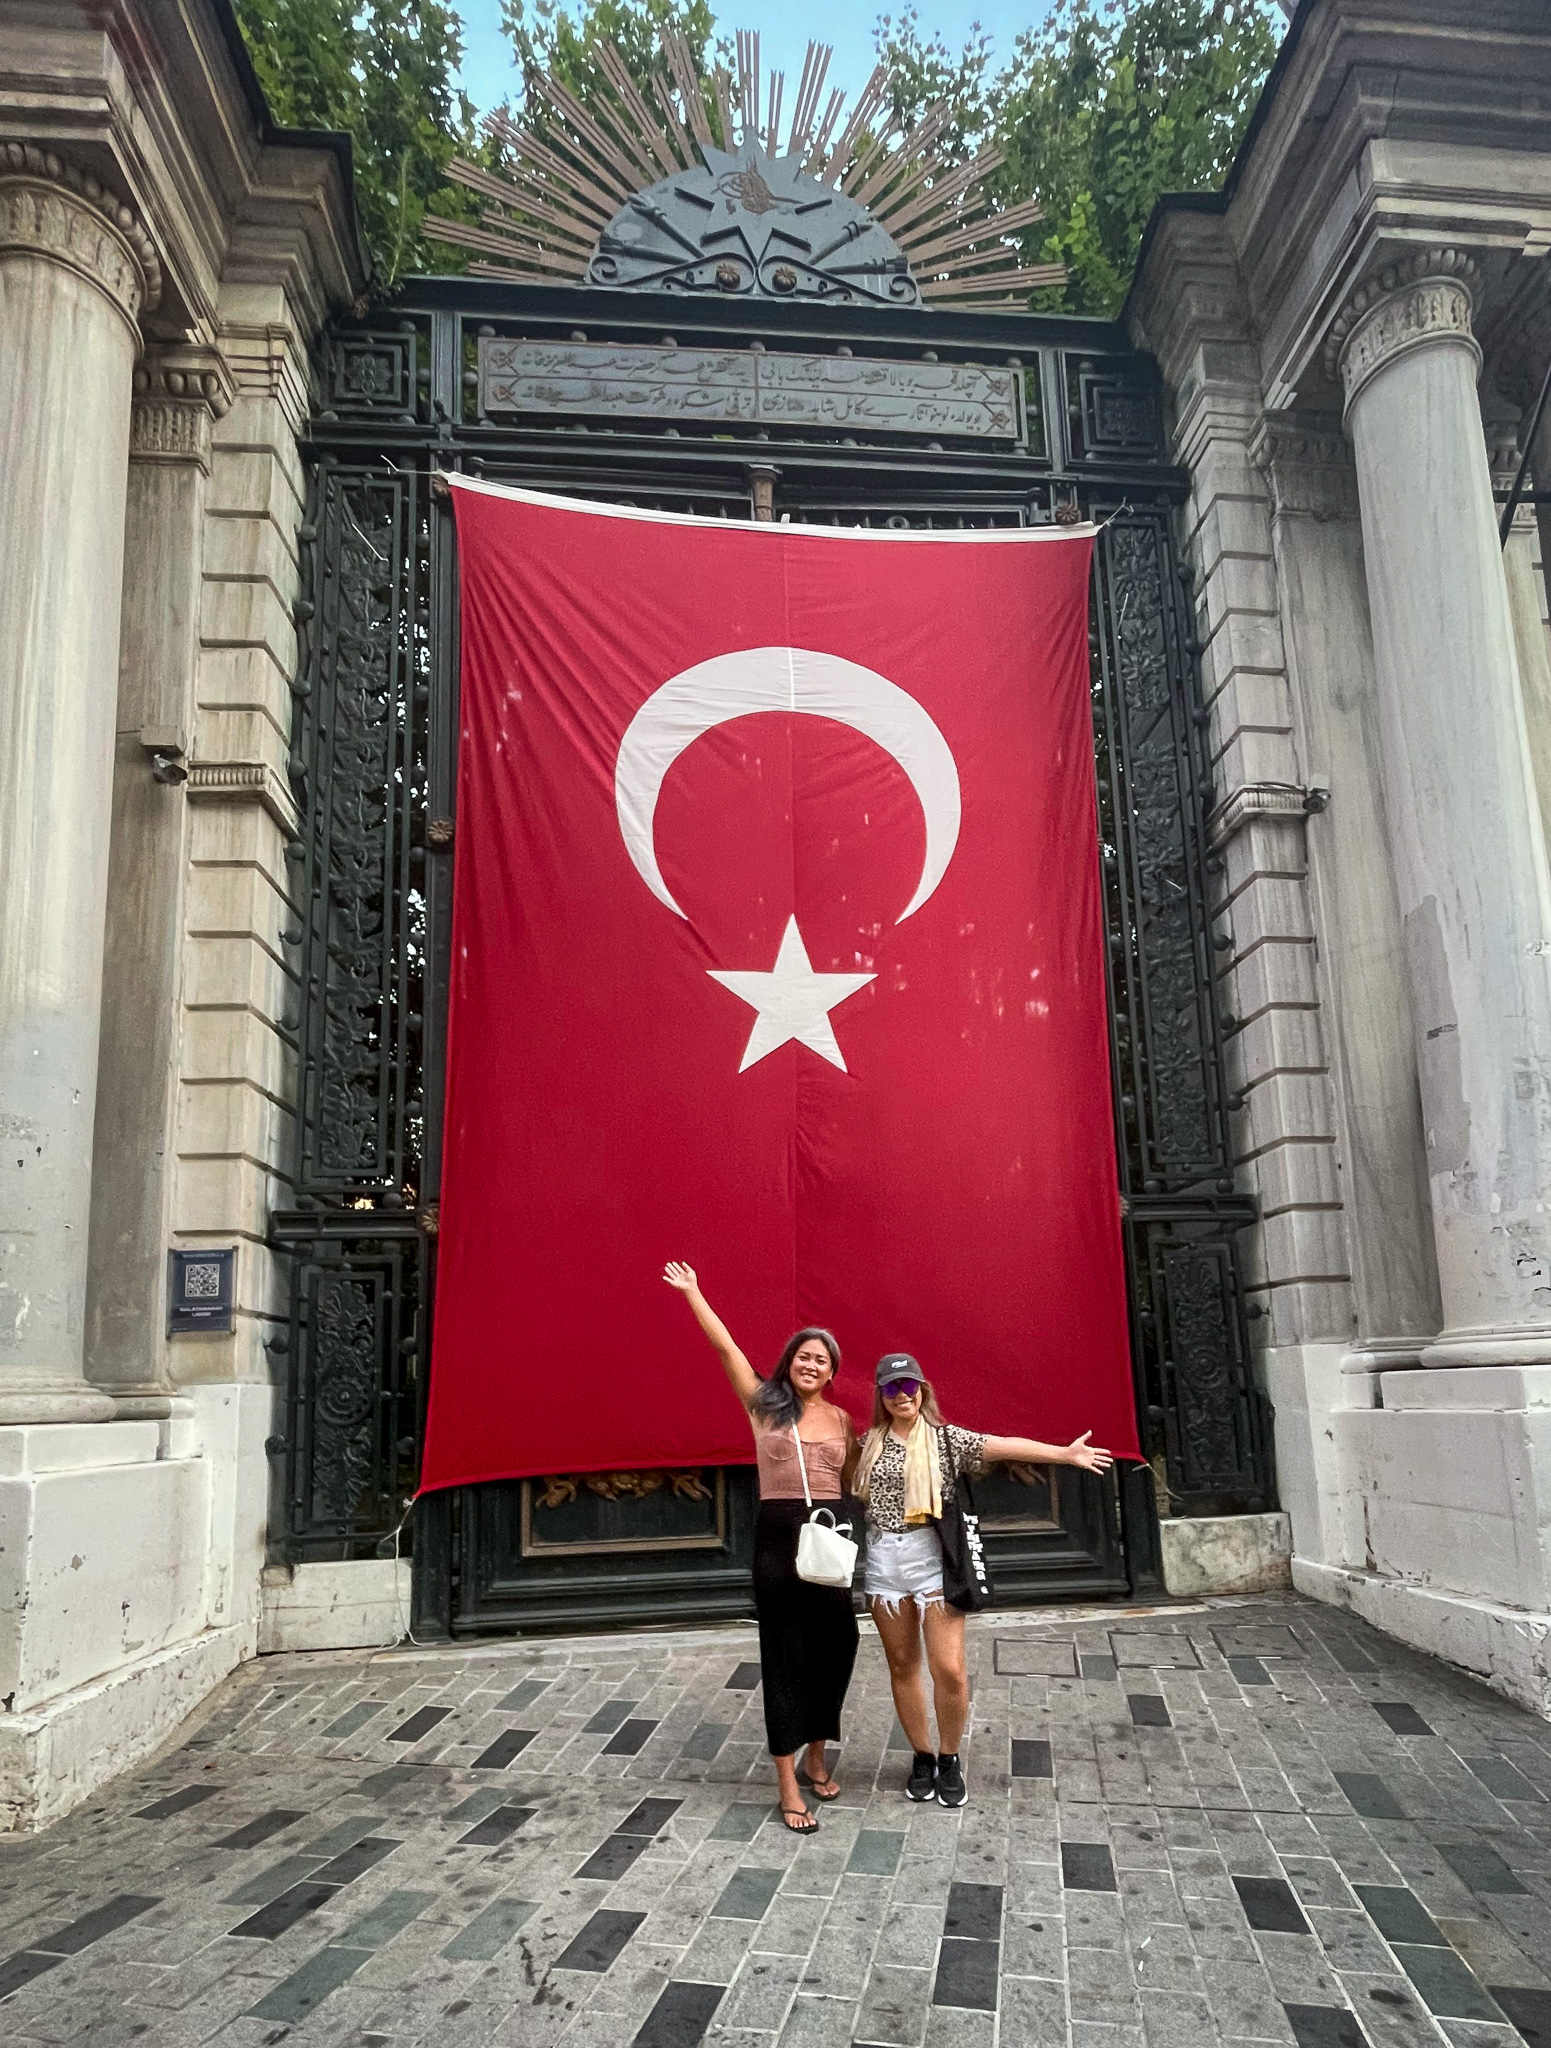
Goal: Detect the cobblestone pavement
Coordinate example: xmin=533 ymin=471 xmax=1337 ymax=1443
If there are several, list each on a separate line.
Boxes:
xmin=8 ymin=1595 xmax=1551 ymax=2048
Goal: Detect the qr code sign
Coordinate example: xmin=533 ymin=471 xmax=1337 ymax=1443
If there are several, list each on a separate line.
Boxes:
xmin=183 ymin=1261 xmax=222 ymax=1301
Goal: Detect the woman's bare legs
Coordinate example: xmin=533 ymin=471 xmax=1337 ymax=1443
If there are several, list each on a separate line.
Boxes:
xmin=871 ymin=1599 xmax=933 ymax=1750
xmin=923 ymin=1603 xmax=970 ymax=1754
xmin=802 ymin=1738 xmax=840 ymax=1796
xmin=773 ymin=1752 xmax=816 ymax=1830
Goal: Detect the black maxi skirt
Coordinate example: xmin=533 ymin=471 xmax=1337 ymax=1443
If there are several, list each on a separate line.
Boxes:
xmin=753 ymin=1498 xmax=859 ymax=1757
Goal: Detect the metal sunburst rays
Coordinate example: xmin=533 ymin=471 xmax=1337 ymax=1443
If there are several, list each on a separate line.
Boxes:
xmin=429 ymin=31 xmax=1066 ymax=309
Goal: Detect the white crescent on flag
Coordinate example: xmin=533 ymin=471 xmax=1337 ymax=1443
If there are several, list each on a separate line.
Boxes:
xmin=613 ymin=645 xmax=963 ymax=924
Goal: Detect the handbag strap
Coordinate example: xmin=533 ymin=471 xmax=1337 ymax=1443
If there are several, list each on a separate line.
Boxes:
xmin=939 ymin=1424 xmax=974 ymax=1507
xmin=790 ymin=1426 xmax=814 ymax=1510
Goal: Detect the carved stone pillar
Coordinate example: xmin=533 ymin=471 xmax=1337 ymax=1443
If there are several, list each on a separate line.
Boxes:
xmin=1331 ymin=250 xmax=1551 ymax=1366
xmin=0 ymin=145 xmax=159 ymax=1421
xmin=86 ymin=351 xmax=232 ymax=1413
xmin=1252 ymin=416 xmax=1440 ymax=1370
xmin=1485 ymin=407 xmax=1551 ymax=867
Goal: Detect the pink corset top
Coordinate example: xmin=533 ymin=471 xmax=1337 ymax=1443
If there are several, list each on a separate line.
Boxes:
xmin=754 ymin=1424 xmax=847 ymax=1501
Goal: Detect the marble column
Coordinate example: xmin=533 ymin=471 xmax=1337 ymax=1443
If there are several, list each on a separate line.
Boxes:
xmin=85 ymin=351 xmax=230 ymax=1415
xmin=1492 ymin=416 xmax=1551 ymax=865
xmin=0 ymin=144 xmax=159 ymax=1422
xmin=1332 ymin=249 xmax=1551 ymax=1366
xmin=1253 ymin=416 xmax=1441 ymax=1369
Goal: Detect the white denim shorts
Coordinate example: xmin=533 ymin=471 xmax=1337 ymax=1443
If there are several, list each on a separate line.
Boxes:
xmin=864 ymin=1526 xmax=945 ymax=1614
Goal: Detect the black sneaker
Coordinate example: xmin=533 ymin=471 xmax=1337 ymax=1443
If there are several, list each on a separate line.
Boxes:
xmin=936 ymin=1753 xmax=967 ymax=1807
xmin=905 ymin=1751 xmax=938 ymax=1802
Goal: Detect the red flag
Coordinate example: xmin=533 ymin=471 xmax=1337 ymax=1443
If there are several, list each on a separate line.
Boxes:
xmin=422 ymin=480 xmax=1139 ymax=1490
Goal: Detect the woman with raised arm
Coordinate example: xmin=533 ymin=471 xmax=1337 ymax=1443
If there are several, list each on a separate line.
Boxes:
xmin=856 ymin=1353 xmax=1114 ymax=1810
xmin=664 ymin=1262 xmax=858 ymax=1833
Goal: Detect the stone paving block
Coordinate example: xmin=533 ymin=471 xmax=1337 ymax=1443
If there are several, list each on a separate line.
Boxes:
xmin=993 ymin=1638 xmax=1077 ymax=1677
xmin=999 ymin=1974 xmax=1067 ymax=2043
xmin=716 ymin=1868 xmax=785 ymax=1921
xmin=1282 ymin=2003 xmax=1368 ymax=2046
xmin=847 ymin=1829 xmax=904 ymax=1876
xmin=1258 ymin=1927 xmax=1345 ymax=2005
xmin=775 ymin=1991 xmax=857 ymax=2045
xmin=857 ymin=1959 xmax=934 ymax=2044
xmin=1440 ymin=1910 xmax=1551 ymax=1989
xmin=753 ymin=1892 xmax=829 ymax=1957
xmin=923 ymin=2003 xmax=997 ymax=2047
xmin=442 ymin=1896 xmax=538 ymax=1961
xmin=1196 ymin=1950 xmax=1293 ymax=2035
xmin=632 ymin=1977 xmax=724 ymax=2046
xmin=932 ymin=1935 xmax=999 ymax=2011
xmin=721 ymin=1949 xmax=804 ymax=2030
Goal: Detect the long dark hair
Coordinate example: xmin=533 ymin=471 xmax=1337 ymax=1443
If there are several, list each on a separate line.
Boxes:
xmin=751 ymin=1327 xmax=841 ymax=1428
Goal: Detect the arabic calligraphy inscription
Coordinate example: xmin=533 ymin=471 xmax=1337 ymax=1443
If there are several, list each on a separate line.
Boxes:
xmin=480 ymin=339 xmax=1022 ymax=441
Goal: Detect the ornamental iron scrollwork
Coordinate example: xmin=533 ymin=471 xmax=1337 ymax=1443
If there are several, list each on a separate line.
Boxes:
xmin=291 ymin=465 xmax=429 ymax=1202
xmin=1128 ymin=1218 xmax=1270 ymax=1509
xmin=280 ymin=1238 xmax=421 ymax=1556
xmin=1067 ymin=354 xmax=1164 ymax=461
xmin=1094 ymin=513 xmax=1229 ymax=1191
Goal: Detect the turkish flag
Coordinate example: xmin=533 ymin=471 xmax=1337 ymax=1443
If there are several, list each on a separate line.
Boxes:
xmin=421 ymin=479 xmax=1139 ymax=1490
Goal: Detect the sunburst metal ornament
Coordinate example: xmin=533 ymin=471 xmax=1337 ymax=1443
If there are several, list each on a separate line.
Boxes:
xmin=430 ymin=31 xmax=1065 ymax=309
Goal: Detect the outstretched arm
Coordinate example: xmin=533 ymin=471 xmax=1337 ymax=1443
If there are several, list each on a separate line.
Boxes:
xmin=663 ymin=1263 xmax=762 ymax=1411
xmin=984 ymin=1430 xmax=1113 ymax=1474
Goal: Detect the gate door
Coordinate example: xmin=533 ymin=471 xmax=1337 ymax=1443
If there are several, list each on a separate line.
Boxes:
xmin=271 ymin=279 xmax=1273 ymax=1637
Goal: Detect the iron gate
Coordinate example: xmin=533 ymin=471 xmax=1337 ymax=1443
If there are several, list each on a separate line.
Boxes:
xmin=269 ymin=278 xmax=1273 ymax=1636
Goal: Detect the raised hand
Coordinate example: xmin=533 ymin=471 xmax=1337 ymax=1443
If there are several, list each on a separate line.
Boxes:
xmin=662 ymin=1261 xmax=698 ymax=1293
xmin=1067 ymin=1431 xmax=1113 ymax=1474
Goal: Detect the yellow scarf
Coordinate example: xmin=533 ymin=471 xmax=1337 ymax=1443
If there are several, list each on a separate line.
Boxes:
xmin=856 ymin=1419 xmax=942 ymax=1526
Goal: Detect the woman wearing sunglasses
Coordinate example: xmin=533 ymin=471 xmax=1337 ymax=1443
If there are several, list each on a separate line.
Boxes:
xmin=856 ymin=1354 xmax=1114 ymax=1808
xmin=664 ymin=1261 xmax=857 ymax=1833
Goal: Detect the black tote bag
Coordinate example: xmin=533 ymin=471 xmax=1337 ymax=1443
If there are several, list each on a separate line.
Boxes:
xmin=934 ymin=1428 xmax=992 ymax=1613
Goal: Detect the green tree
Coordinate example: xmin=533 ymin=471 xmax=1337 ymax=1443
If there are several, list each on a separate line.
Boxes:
xmin=236 ymin=0 xmax=483 ymax=285
xmin=879 ymin=0 xmax=1281 ymax=316
xmin=875 ymin=6 xmax=992 ymax=163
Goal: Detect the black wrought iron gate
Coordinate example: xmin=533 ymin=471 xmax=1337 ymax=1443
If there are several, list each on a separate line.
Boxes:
xmin=270 ymin=278 xmax=1273 ymax=1637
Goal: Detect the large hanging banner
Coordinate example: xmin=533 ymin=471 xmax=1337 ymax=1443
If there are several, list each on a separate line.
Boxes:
xmin=421 ymin=479 xmax=1139 ymax=1490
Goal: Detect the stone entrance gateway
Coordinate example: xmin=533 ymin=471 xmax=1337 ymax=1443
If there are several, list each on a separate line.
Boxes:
xmin=276 ymin=270 xmax=1272 ymax=1636
xmin=4 ymin=0 xmax=1551 ymax=1833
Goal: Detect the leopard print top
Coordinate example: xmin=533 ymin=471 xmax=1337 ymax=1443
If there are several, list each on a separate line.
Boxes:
xmin=863 ymin=1425 xmax=986 ymax=1534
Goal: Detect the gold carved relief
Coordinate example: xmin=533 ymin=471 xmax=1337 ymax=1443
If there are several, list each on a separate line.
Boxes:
xmin=536 ymin=1468 xmax=714 ymax=1508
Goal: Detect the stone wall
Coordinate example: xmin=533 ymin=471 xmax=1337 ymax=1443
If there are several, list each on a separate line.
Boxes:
xmin=1133 ymin=0 xmax=1551 ymax=1713
xmin=0 ymin=0 xmax=364 ymax=1827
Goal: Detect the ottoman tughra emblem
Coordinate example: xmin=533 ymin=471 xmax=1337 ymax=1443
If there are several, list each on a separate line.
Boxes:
xmin=429 ymin=30 xmax=1064 ymax=309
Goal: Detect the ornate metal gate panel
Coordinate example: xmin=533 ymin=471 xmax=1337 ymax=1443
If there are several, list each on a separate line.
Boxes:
xmin=273 ymin=280 xmax=1273 ymax=1635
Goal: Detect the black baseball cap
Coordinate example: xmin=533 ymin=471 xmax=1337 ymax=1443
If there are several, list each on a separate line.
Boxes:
xmin=876 ymin=1352 xmax=921 ymax=1386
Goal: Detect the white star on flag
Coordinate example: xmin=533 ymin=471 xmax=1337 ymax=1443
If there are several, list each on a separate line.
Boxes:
xmin=708 ymin=916 xmax=876 ymax=1073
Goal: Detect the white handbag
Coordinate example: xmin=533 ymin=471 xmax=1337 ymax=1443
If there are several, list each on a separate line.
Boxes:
xmin=791 ymin=1429 xmax=859 ymax=1589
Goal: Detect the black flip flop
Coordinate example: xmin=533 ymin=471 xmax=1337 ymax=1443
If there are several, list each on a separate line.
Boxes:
xmin=780 ymin=1804 xmax=818 ymax=1832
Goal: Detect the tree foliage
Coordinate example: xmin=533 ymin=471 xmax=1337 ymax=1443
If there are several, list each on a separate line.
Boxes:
xmin=879 ymin=0 xmax=1281 ymax=316
xmin=236 ymin=0 xmax=483 ymax=285
xmin=238 ymin=0 xmax=1278 ymax=308
xmin=501 ymin=0 xmax=722 ymax=115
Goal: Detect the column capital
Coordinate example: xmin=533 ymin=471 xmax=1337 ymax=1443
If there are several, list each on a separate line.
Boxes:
xmin=1325 ymin=249 xmax=1481 ymax=417
xmin=0 ymin=141 xmax=161 ymax=335
xmin=1250 ymin=412 xmax=1359 ymax=521
xmin=130 ymin=348 xmax=234 ymax=472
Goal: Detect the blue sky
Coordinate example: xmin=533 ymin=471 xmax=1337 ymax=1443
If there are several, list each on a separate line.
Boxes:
xmin=455 ymin=2 xmax=1060 ymax=115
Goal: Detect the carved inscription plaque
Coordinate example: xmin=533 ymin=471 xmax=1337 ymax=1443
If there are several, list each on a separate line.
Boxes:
xmin=479 ymin=338 xmax=1022 ymax=440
